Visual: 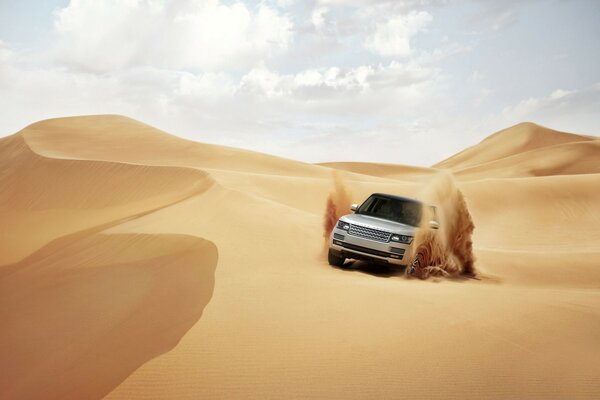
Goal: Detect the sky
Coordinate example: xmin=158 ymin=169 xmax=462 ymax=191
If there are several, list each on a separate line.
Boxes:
xmin=0 ymin=0 xmax=599 ymax=166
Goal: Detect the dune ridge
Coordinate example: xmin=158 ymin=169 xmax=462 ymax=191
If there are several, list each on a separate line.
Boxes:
xmin=21 ymin=115 xmax=327 ymax=176
xmin=434 ymin=122 xmax=593 ymax=170
xmin=1 ymin=118 xmax=219 ymax=399
xmin=452 ymin=139 xmax=600 ymax=178
xmin=0 ymin=132 xmax=216 ymax=265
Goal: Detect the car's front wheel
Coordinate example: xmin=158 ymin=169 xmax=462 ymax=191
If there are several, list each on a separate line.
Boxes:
xmin=407 ymin=239 xmax=433 ymax=279
xmin=328 ymin=249 xmax=345 ymax=267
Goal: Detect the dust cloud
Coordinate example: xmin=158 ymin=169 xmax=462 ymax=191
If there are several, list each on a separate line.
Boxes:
xmin=409 ymin=172 xmax=476 ymax=279
xmin=323 ymin=171 xmax=353 ymax=252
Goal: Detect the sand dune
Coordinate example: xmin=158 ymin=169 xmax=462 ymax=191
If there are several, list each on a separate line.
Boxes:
xmin=0 ymin=132 xmax=213 ymax=265
xmin=0 ymin=118 xmax=219 ymax=399
xmin=2 ymin=116 xmax=599 ymax=399
xmin=453 ymin=140 xmax=600 ymax=179
xmin=434 ymin=122 xmax=592 ymax=170
xmin=23 ymin=115 xmax=324 ymax=176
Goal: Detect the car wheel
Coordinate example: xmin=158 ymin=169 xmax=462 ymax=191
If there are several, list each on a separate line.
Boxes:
xmin=407 ymin=243 xmax=432 ymax=279
xmin=328 ymin=249 xmax=345 ymax=267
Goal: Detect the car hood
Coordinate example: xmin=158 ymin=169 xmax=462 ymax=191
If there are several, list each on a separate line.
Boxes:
xmin=340 ymin=213 xmax=418 ymax=235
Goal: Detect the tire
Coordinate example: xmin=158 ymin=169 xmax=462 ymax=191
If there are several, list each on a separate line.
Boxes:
xmin=407 ymin=242 xmax=432 ymax=279
xmin=328 ymin=249 xmax=345 ymax=267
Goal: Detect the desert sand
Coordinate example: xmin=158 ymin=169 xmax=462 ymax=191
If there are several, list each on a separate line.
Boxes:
xmin=1 ymin=116 xmax=599 ymax=399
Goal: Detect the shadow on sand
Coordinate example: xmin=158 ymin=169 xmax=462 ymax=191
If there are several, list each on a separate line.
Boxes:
xmin=330 ymin=259 xmax=482 ymax=282
xmin=0 ymin=232 xmax=218 ymax=400
xmin=332 ymin=259 xmax=407 ymax=278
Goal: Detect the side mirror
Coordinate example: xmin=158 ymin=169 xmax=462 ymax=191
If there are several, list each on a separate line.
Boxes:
xmin=429 ymin=220 xmax=439 ymax=230
xmin=350 ymin=204 xmax=358 ymax=212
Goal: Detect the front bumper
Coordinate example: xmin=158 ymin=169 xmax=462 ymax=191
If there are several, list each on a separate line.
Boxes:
xmin=329 ymin=227 xmax=413 ymax=266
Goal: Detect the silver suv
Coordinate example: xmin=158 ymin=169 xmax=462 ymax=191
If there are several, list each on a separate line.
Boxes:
xmin=328 ymin=193 xmax=438 ymax=268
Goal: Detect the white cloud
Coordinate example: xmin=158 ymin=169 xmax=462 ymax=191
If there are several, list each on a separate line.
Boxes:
xmin=503 ymin=88 xmax=574 ymax=119
xmin=53 ymin=0 xmax=293 ymax=72
xmin=311 ymin=6 xmax=328 ymax=31
xmin=0 ymin=39 xmax=440 ymax=151
xmin=240 ymin=67 xmax=286 ymax=97
xmin=501 ymin=84 xmax=600 ymax=134
xmin=176 ymin=71 xmax=235 ymax=98
xmin=364 ymin=11 xmax=432 ymax=57
xmin=239 ymin=61 xmax=436 ymax=103
xmin=549 ymin=89 xmax=572 ymax=100
xmin=2 ymin=0 xmax=599 ymax=168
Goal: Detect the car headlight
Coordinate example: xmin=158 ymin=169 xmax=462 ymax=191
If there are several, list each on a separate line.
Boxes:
xmin=390 ymin=234 xmax=413 ymax=244
xmin=336 ymin=220 xmax=351 ymax=230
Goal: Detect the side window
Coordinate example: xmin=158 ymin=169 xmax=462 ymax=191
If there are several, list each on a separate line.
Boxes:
xmin=359 ymin=196 xmax=375 ymax=213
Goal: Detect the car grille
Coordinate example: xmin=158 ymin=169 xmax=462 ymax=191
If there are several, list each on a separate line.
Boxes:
xmin=348 ymin=224 xmax=391 ymax=242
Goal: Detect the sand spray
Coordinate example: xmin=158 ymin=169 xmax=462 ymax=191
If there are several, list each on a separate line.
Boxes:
xmin=322 ymin=171 xmax=353 ymax=254
xmin=411 ymin=172 xmax=476 ymax=278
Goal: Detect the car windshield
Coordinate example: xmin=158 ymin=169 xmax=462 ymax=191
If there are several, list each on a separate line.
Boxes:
xmin=357 ymin=195 xmax=423 ymax=227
